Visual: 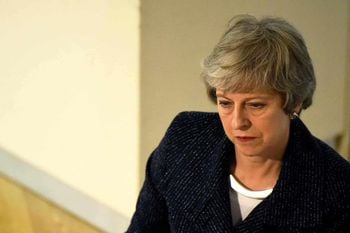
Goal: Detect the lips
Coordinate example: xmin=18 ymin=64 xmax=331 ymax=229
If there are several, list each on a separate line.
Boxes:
xmin=235 ymin=136 xmax=257 ymax=143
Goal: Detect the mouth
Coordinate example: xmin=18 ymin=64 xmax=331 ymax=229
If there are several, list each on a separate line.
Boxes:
xmin=235 ymin=136 xmax=257 ymax=143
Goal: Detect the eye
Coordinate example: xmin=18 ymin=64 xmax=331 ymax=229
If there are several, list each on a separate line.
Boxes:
xmin=246 ymin=102 xmax=266 ymax=110
xmin=218 ymin=100 xmax=233 ymax=108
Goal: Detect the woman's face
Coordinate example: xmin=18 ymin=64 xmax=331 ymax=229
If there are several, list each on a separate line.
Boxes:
xmin=216 ymin=90 xmax=291 ymax=159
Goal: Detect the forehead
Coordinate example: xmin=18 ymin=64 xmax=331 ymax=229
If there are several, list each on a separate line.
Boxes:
xmin=216 ymin=88 xmax=280 ymax=98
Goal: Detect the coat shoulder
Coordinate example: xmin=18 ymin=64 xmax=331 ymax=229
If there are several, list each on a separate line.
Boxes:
xmin=164 ymin=111 xmax=221 ymax=136
xmin=317 ymin=139 xmax=350 ymax=211
xmin=148 ymin=111 xmax=225 ymax=186
xmin=155 ymin=111 xmax=223 ymax=154
xmin=317 ymin=139 xmax=350 ymax=182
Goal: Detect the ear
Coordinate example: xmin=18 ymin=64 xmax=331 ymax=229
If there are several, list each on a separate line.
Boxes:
xmin=293 ymin=103 xmax=302 ymax=115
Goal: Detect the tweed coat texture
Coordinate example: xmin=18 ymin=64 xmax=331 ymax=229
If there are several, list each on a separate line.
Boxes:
xmin=127 ymin=111 xmax=350 ymax=233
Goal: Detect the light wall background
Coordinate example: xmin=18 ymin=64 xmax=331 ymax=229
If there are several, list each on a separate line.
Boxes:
xmin=0 ymin=0 xmax=139 ymax=222
xmin=0 ymin=0 xmax=348 ymax=232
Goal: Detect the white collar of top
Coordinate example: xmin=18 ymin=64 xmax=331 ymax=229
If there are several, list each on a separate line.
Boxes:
xmin=230 ymin=174 xmax=273 ymax=199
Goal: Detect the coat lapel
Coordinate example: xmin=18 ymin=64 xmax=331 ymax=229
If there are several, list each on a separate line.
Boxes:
xmin=166 ymin=122 xmax=234 ymax=232
xmin=191 ymin=136 xmax=234 ymax=232
xmin=263 ymin=118 xmax=324 ymax=228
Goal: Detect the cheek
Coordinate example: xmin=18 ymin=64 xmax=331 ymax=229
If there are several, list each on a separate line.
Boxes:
xmin=260 ymin=114 xmax=290 ymax=139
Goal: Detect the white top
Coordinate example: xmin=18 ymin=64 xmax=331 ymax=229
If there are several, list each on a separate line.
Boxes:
xmin=229 ymin=175 xmax=273 ymax=220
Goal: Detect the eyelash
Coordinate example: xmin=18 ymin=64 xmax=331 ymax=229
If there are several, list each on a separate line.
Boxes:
xmin=247 ymin=102 xmax=266 ymax=109
xmin=218 ymin=100 xmax=233 ymax=108
xmin=218 ymin=100 xmax=266 ymax=110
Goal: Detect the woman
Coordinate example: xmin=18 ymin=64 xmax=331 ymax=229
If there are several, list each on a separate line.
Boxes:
xmin=127 ymin=15 xmax=350 ymax=232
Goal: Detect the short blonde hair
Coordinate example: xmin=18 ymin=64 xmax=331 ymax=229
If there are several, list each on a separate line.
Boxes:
xmin=201 ymin=15 xmax=316 ymax=113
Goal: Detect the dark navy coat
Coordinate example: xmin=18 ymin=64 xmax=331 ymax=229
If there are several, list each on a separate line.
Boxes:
xmin=127 ymin=112 xmax=350 ymax=232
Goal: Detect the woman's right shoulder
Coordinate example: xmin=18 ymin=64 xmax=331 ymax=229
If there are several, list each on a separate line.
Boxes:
xmin=166 ymin=111 xmax=221 ymax=134
xmin=157 ymin=111 xmax=223 ymax=147
xmin=147 ymin=111 xmax=225 ymax=184
xmin=175 ymin=111 xmax=218 ymax=119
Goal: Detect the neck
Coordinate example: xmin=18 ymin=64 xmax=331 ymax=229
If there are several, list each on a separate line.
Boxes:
xmin=232 ymin=153 xmax=283 ymax=191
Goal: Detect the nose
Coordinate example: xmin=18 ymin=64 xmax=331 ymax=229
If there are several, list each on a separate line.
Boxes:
xmin=232 ymin=107 xmax=250 ymax=130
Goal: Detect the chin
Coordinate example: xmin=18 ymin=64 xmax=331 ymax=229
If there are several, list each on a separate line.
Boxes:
xmin=235 ymin=147 xmax=261 ymax=157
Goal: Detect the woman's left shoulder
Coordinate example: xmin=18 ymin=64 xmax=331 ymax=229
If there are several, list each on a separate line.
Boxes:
xmin=316 ymin=139 xmax=350 ymax=203
xmin=316 ymin=138 xmax=350 ymax=174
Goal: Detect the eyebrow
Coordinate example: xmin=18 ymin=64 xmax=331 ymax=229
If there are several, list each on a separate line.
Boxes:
xmin=215 ymin=93 xmax=226 ymax=98
xmin=216 ymin=93 xmax=273 ymax=101
xmin=216 ymin=92 xmax=272 ymax=99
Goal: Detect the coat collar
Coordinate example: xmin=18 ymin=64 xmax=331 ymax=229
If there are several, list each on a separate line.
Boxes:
xmin=165 ymin=114 xmax=233 ymax=231
xmin=172 ymin=116 xmax=325 ymax=231
xmin=261 ymin=118 xmax=325 ymax=228
xmin=187 ymin=135 xmax=234 ymax=232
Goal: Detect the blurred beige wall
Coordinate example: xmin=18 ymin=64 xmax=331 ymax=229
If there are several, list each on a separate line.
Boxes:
xmin=0 ymin=0 xmax=140 ymax=219
xmin=140 ymin=0 xmax=350 ymax=186
xmin=339 ymin=3 xmax=350 ymax=158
